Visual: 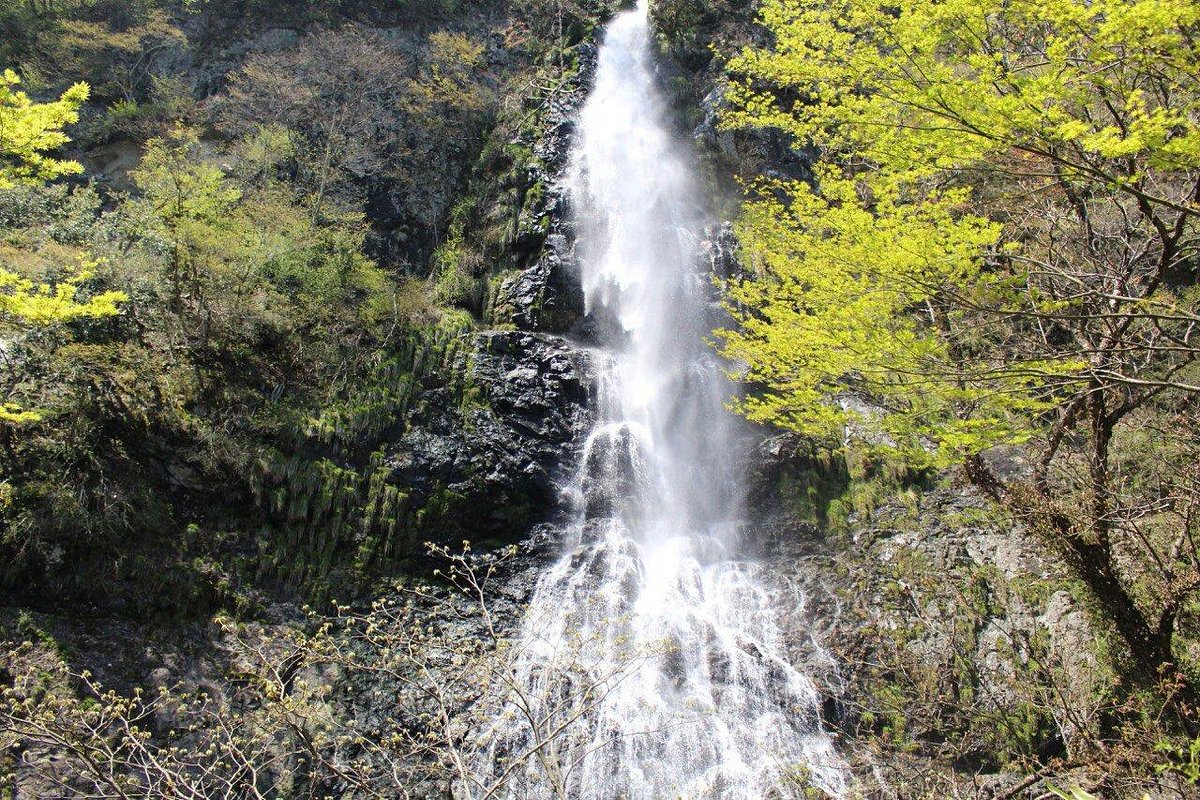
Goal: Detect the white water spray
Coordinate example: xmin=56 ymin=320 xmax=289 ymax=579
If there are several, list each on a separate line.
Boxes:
xmin=473 ymin=4 xmax=847 ymax=797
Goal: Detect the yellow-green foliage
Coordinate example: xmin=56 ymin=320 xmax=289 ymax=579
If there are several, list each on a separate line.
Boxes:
xmin=727 ymin=0 xmax=1200 ymax=177
xmin=0 ymin=71 xmax=125 ymax=425
xmin=0 ymin=71 xmax=101 ymax=326
xmin=126 ymin=125 xmax=396 ymax=328
xmin=0 ymin=118 xmax=413 ymax=605
xmin=404 ymin=31 xmax=487 ymax=113
xmin=0 ymin=258 xmax=124 ymax=326
xmin=719 ymin=0 xmax=1200 ymax=465
xmin=132 ymin=128 xmax=243 ymax=223
xmin=0 ymin=70 xmax=88 ymax=189
xmin=716 ymin=177 xmax=1047 ymax=466
xmin=0 ymin=256 xmax=128 ymax=426
xmin=0 ymin=4 xmax=183 ymax=101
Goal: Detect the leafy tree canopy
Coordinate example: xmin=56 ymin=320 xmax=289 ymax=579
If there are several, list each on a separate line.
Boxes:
xmin=0 ymin=69 xmax=124 ymax=425
xmin=720 ymin=0 xmax=1200 ymax=466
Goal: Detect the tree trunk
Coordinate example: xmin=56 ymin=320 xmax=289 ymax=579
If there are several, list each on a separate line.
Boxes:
xmin=967 ymin=444 xmax=1192 ymax=725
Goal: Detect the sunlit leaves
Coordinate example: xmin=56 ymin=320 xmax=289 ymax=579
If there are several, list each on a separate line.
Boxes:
xmin=132 ymin=126 xmax=242 ymax=225
xmin=0 ymin=70 xmax=89 ymax=189
xmin=0 ymin=258 xmax=126 ymax=326
xmin=717 ymin=0 xmax=1199 ymax=463
xmin=716 ymin=173 xmax=1053 ymax=465
xmin=0 ymin=75 xmax=125 ymax=427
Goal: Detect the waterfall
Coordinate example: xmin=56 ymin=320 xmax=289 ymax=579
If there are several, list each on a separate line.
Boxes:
xmin=470 ymin=3 xmax=847 ymax=797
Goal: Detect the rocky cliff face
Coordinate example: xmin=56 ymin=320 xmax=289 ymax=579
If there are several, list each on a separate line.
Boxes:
xmin=380 ymin=41 xmax=601 ymax=557
xmin=386 ymin=331 xmax=592 ymax=546
xmin=221 ymin=15 xmax=616 ymax=604
xmin=491 ymin=49 xmax=593 ymax=336
xmin=746 ymin=437 xmax=1108 ymax=796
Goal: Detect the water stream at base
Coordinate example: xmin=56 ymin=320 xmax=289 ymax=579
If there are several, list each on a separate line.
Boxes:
xmin=472 ymin=3 xmax=847 ymax=797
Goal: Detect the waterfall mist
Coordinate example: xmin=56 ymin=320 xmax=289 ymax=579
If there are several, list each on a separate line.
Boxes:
xmin=471 ymin=4 xmax=847 ymax=797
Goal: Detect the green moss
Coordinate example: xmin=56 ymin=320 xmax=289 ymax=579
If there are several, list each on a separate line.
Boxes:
xmin=16 ymin=610 xmax=65 ymax=658
xmin=775 ymin=443 xmax=851 ymax=526
xmin=824 ymin=447 xmax=930 ymax=534
xmin=774 ymin=441 xmax=928 ymax=532
xmin=243 ymin=328 xmax=489 ymax=602
xmin=437 ymin=308 xmax=476 ymax=335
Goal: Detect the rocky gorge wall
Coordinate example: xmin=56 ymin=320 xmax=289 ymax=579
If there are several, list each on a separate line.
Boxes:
xmin=320 ymin=11 xmax=1131 ymax=794
xmin=1 ymin=9 xmax=616 ymax=794
xmin=418 ymin=16 xmax=1118 ymax=792
xmin=746 ymin=439 xmax=1118 ymax=798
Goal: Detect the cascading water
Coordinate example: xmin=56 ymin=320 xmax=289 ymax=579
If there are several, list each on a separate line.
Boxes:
xmin=471 ymin=3 xmax=847 ymax=797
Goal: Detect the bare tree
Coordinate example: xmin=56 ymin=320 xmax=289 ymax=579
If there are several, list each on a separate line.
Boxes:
xmin=218 ymin=27 xmax=413 ymax=224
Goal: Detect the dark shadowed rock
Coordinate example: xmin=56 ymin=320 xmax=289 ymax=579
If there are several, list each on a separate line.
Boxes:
xmin=494 ymin=234 xmax=585 ymax=333
xmin=704 ymin=221 xmax=742 ymax=280
xmin=387 ymin=332 xmax=593 ymax=545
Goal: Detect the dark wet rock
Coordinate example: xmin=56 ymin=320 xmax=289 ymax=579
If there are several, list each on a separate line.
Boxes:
xmin=494 ymin=233 xmax=585 ymax=334
xmin=488 ymin=521 xmax=572 ymax=601
xmin=472 ymin=331 xmax=591 ymax=433
xmin=538 ymin=43 xmax=593 ymax=172
xmin=582 ymin=423 xmax=649 ymax=520
xmin=573 ymin=300 xmax=626 ymax=347
xmin=387 ymin=331 xmax=593 ymax=546
xmin=691 ymin=83 xmax=814 ymax=183
xmin=693 ymin=86 xmax=739 ymax=157
xmin=491 ymin=45 xmax=594 ymax=336
xmin=574 ymin=519 xmax=605 ymax=544
xmin=704 ymin=221 xmax=742 ymax=280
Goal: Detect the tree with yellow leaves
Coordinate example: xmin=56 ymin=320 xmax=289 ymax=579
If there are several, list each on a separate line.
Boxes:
xmin=723 ymin=0 xmax=1200 ymax=696
xmin=0 ymin=69 xmax=125 ymax=423
xmin=0 ymin=69 xmax=89 ymax=188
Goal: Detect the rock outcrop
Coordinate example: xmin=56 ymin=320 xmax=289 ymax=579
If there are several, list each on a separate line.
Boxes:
xmin=744 ymin=436 xmax=1108 ymax=796
xmin=492 ymin=233 xmax=586 ymax=334
xmin=387 ymin=331 xmax=593 ymax=545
